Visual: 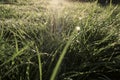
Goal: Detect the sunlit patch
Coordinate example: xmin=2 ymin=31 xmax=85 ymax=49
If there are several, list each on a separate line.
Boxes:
xmin=50 ymin=0 xmax=60 ymax=5
xmin=48 ymin=0 xmax=70 ymax=11
xmin=48 ymin=0 xmax=64 ymax=10
xmin=47 ymin=0 xmax=73 ymax=34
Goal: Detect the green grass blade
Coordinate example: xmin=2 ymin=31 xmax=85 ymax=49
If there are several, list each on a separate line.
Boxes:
xmin=14 ymin=35 xmax=19 ymax=52
xmin=0 ymin=42 xmax=33 ymax=67
xmin=36 ymin=46 xmax=42 ymax=80
xmin=50 ymin=28 xmax=78 ymax=80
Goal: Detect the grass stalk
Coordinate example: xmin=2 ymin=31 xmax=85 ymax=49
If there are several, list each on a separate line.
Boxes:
xmin=50 ymin=28 xmax=78 ymax=80
xmin=36 ymin=46 xmax=42 ymax=80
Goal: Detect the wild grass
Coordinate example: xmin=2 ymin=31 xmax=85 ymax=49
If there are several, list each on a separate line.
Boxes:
xmin=0 ymin=0 xmax=120 ymax=80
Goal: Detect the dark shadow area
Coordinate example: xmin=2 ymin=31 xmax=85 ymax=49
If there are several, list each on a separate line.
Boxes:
xmin=0 ymin=0 xmax=17 ymax=4
xmin=67 ymin=0 xmax=120 ymax=5
xmin=98 ymin=0 xmax=120 ymax=6
xmin=66 ymin=0 xmax=95 ymax=2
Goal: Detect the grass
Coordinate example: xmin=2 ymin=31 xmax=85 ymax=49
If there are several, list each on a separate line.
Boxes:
xmin=0 ymin=0 xmax=120 ymax=80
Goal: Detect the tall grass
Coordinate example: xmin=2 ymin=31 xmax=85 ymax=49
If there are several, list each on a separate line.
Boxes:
xmin=0 ymin=0 xmax=120 ymax=80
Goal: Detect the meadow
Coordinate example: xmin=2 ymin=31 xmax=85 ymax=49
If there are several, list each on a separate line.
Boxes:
xmin=0 ymin=0 xmax=120 ymax=80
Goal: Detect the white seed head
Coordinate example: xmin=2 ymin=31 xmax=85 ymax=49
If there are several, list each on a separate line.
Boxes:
xmin=79 ymin=17 xmax=83 ymax=20
xmin=76 ymin=26 xmax=80 ymax=31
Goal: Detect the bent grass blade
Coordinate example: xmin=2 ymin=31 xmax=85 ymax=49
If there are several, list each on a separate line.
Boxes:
xmin=50 ymin=28 xmax=78 ymax=80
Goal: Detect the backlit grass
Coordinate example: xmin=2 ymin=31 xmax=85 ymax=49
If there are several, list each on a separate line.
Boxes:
xmin=0 ymin=0 xmax=120 ymax=80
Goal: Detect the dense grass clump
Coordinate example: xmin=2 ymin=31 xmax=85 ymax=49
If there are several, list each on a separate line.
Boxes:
xmin=0 ymin=0 xmax=17 ymax=3
xmin=0 ymin=0 xmax=120 ymax=80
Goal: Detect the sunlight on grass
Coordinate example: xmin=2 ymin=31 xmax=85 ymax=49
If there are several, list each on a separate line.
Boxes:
xmin=0 ymin=0 xmax=120 ymax=80
xmin=48 ymin=0 xmax=70 ymax=11
xmin=49 ymin=0 xmax=62 ymax=9
xmin=50 ymin=0 xmax=61 ymax=5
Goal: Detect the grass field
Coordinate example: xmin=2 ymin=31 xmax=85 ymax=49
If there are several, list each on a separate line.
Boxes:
xmin=0 ymin=0 xmax=120 ymax=80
